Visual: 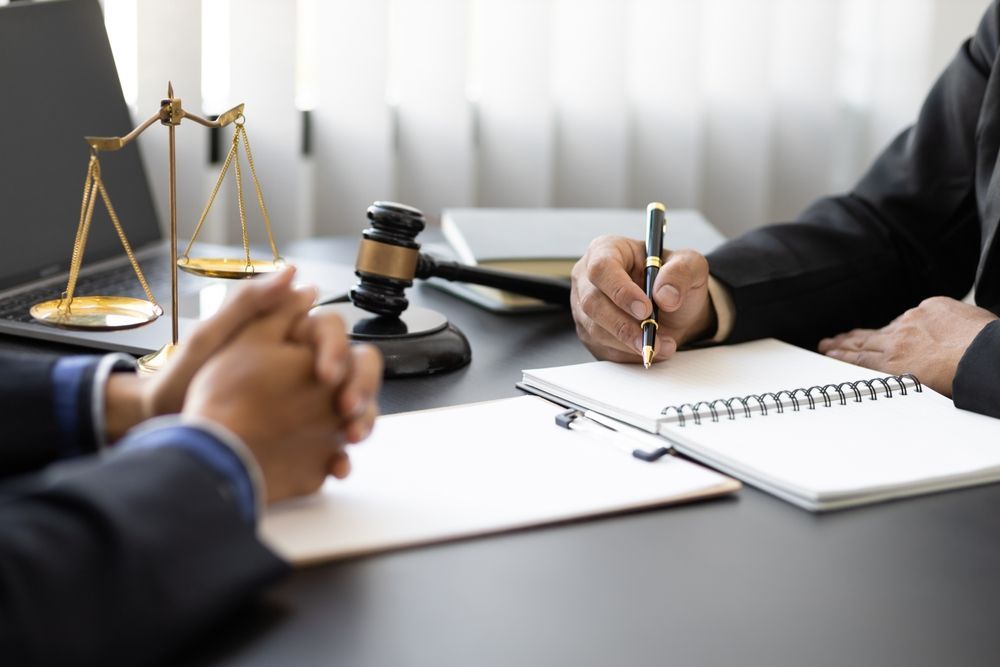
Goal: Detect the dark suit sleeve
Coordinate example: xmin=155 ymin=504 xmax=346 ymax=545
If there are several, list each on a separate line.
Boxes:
xmin=0 ymin=446 xmax=289 ymax=667
xmin=0 ymin=351 xmax=118 ymax=478
xmin=954 ymin=320 xmax=1000 ymax=418
xmin=0 ymin=351 xmax=66 ymax=474
xmin=707 ymin=2 xmax=997 ymax=349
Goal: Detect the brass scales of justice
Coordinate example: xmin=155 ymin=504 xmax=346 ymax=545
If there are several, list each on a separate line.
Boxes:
xmin=28 ymin=83 xmax=284 ymax=373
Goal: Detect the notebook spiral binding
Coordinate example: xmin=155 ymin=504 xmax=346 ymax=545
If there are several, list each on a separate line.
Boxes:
xmin=661 ymin=373 xmax=922 ymax=427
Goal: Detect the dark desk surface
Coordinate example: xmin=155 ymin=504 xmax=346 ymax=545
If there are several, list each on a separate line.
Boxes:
xmin=7 ymin=238 xmax=1000 ymax=667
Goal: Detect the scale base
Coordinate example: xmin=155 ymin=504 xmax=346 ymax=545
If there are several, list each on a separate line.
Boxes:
xmin=318 ymin=303 xmax=471 ymax=378
xmin=138 ymin=342 xmax=177 ymax=375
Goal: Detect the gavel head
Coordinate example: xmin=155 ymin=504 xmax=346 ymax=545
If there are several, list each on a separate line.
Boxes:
xmin=350 ymin=201 xmax=426 ymax=317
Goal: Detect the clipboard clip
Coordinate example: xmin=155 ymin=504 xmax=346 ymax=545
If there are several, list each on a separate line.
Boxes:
xmin=555 ymin=409 xmax=673 ymax=462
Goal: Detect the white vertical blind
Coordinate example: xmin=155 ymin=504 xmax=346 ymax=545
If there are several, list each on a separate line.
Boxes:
xmin=768 ymin=0 xmax=842 ymax=222
xmin=134 ymin=0 xmax=205 ymax=243
xmin=93 ymin=0 xmax=992 ymax=242
xmin=551 ymin=0 xmax=629 ymax=207
xmin=699 ymin=0 xmax=776 ymax=237
xmin=227 ymin=0 xmax=301 ymax=248
xmin=311 ymin=0 xmax=393 ymax=234
xmin=627 ymin=0 xmax=706 ymax=210
xmin=473 ymin=0 xmax=554 ymax=206
xmin=866 ymin=0 xmax=936 ymax=161
xmin=390 ymin=0 xmax=475 ymax=216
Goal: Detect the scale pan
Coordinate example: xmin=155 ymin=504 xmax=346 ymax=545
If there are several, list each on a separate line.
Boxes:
xmin=177 ymin=257 xmax=284 ymax=279
xmin=30 ymin=296 xmax=162 ymax=331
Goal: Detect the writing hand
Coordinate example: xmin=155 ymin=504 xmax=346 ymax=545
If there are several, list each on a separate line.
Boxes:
xmin=570 ymin=235 xmax=716 ymax=362
xmin=818 ymin=296 xmax=998 ymax=396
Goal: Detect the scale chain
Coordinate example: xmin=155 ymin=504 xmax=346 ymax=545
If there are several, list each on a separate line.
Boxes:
xmin=239 ymin=124 xmax=280 ymax=262
xmin=232 ymin=126 xmax=252 ymax=269
xmin=60 ymin=155 xmax=157 ymax=311
xmin=182 ymin=129 xmax=240 ymax=260
xmin=62 ymin=157 xmax=100 ymax=310
xmin=96 ymin=173 xmax=157 ymax=305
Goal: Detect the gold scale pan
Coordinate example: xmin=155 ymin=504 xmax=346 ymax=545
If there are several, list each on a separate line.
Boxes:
xmin=30 ymin=85 xmax=283 ymax=335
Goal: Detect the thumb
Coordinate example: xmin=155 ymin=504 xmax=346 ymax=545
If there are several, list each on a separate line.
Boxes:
xmin=166 ymin=267 xmax=298 ymax=380
xmin=236 ymin=284 xmax=318 ymax=345
xmin=653 ymin=249 xmax=709 ymax=313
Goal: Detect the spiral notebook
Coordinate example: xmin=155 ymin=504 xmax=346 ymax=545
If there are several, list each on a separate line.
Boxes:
xmin=520 ymin=339 xmax=1000 ymax=511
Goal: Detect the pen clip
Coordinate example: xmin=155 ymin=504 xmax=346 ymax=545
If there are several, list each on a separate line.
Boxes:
xmin=555 ymin=409 xmax=673 ymax=462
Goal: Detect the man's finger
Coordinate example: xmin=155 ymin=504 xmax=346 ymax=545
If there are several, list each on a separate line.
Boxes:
xmin=329 ymin=451 xmax=351 ymax=479
xmin=292 ymin=310 xmax=351 ymax=387
xmin=585 ymin=238 xmax=651 ymax=320
xmin=191 ymin=267 xmax=297 ymax=346
xmin=576 ymin=280 xmax=645 ymax=354
xmin=652 ymin=336 xmax=678 ymax=362
xmin=343 ymin=400 xmax=378 ymax=444
xmin=337 ymin=344 xmax=383 ymax=419
xmin=822 ymin=328 xmax=890 ymax=372
xmin=825 ymin=347 xmax=882 ymax=372
xmin=654 ymin=249 xmax=709 ymax=313
xmin=818 ymin=328 xmax=878 ymax=354
xmin=237 ymin=285 xmax=318 ymax=345
xmin=169 ymin=267 xmax=298 ymax=376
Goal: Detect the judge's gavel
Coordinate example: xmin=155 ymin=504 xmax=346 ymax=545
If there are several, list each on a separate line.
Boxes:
xmin=350 ymin=201 xmax=571 ymax=317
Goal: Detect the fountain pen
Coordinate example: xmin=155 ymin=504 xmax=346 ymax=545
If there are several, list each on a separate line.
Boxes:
xmin=641 ymin=202 xmax=666 ymax=368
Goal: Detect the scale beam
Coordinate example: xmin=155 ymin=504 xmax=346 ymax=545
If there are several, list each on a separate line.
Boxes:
xmin=29 ymin=83 xmax=282 ymax=374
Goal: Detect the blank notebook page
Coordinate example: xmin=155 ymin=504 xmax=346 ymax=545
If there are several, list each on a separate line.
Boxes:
xmin=259 ymin=396 xmax=737 ymax=565
xmin=661 ymin=387 xmax=1000 ymax=506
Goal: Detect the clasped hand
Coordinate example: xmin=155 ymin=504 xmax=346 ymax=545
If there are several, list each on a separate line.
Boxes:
xmin=107 ymin=268 xmax=383 ymax=502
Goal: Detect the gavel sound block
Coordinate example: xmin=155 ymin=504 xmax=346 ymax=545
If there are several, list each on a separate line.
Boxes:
xmin=320 ymin=201 xmax=571 ymax=378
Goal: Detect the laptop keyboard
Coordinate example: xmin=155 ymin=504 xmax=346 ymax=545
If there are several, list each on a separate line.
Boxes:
xmin=0 ymin=256 xmax=173 ymax=324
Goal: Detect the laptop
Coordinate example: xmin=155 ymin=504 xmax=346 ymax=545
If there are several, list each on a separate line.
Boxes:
xmin=0 ymin=0 xmax=354 ymax=355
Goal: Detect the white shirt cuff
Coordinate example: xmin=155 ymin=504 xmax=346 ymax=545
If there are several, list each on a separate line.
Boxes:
xmin=91 ymin=353 xmax=138 ymax=451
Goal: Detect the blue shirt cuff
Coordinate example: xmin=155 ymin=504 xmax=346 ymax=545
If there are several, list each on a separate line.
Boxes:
xmin=51 ymin=356 xmax=99 ymax=458
xmin=52 ymin=353 xmax=138 ymax=458
xmin=117 ymin=422 xmax=258 ymax=524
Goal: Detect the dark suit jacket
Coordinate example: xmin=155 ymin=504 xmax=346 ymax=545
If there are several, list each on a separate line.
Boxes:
xmin=708 ymin=1 xmax=1000 ymax=418
xmin=0 ymin=352 xmax=288 ymax=666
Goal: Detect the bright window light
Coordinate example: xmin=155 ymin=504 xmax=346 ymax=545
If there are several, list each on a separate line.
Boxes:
xmin=201 ymin=0 xmax=232 ymax=115
xmin=296 ymin=0 xmax=318 ymax=111
xmin=102 ymin=0 xmax=138 ymax=108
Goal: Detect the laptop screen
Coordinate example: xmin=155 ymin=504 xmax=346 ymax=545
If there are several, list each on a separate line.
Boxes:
xmin=0 ymin=0 xmax=161 ymax=293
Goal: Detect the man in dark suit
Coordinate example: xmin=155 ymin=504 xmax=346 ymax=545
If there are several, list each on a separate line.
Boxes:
xmin=0 ymin=268 xmax=382 ymax=665
xmin=571 ymin=1 xmax=1000 ymax=419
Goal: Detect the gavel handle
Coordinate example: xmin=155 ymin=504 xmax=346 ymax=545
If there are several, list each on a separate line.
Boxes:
xmin=416 ymin=254 xmax=571 ymax=306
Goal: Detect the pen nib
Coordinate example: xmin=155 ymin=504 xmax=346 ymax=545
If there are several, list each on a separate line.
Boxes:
xmin=642 ymin=346 xmax=654 ymax=369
